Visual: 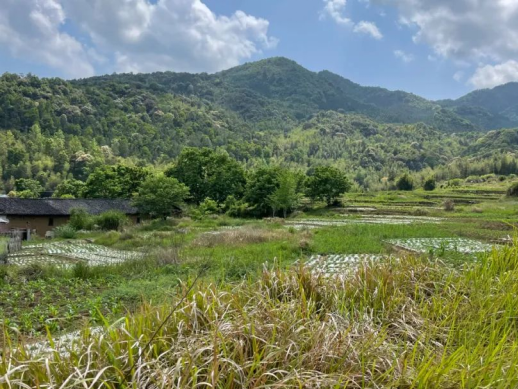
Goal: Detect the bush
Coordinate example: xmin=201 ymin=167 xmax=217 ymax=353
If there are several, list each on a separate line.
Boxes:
xmin=507 ymin=182 xmax=518 ymax=197
xmin=54 ymin=224 xmax=78 ymax=239
xmin=396 ymin=174 xmax=414 ymax=191
xmin=443 ymin=199 xmax=455 ymax=212
xmin=423 ymin=177 xmax=436 ymax=191
xmin=447 ymin=179 xmax=462 ymax=188
xmin=199 ymin=198 xmax=221 ymax=215
xmin=224 ymin=195 xmax=250 ymax=218
xmin=96 ymin=210 xmax=128 ymax=231
xmin=69 ymin=208 xmax=95 ymax=231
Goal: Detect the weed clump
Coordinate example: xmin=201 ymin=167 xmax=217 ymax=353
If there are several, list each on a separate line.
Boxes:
xmin=507 ymin=182 xmax=518 ymax=197
xmin=443 ymin=199 xmax=455 ymax=212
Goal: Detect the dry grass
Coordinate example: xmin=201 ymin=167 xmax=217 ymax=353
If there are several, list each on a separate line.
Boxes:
xmin=4 ymin=244 xmax=518 ymax=387
xmin=191 ymin=227 xmax=292 ymax=248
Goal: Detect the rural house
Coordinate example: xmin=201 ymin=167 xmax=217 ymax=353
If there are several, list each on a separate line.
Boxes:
xmin=0 ymin=198 xmax=139 ymax=236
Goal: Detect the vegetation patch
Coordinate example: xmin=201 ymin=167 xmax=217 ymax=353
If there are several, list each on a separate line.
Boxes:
xmin=388 ymin=237 xmax=496 ymax=254
xmin=8 ymin=242 xmax=143 ymax=267
xmin=305 ymin=254 xmax=389 ymax=275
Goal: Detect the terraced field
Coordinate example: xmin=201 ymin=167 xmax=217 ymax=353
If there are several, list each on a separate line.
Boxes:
xmin=7 ymin=241 xmax=143 ymax=267
xmin=305 ymin=254 xmax=389 ymax=275
xmin=387 ymin=237 xmax=496 ymax=254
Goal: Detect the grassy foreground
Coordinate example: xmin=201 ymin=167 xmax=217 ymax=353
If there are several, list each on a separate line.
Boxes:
xmin=2 ymin=243 xmax=518 ymax=388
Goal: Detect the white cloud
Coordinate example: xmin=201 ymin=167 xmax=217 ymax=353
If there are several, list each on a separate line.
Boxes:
xmin=469 ymin=61 xmax=518 ymax=89
xmin=320 ymin=0 xmax=352 ymax=26
xmin=320 ymin=0 xmax=382 ymax=40
xmin=373 ymin=0 xmax=518 ymax=88
xmin=394 ymin=50 xmax=414 ymax=63
xmin=453 ymin=71 xmax=465 ymax=82
xmin=0 ymin=0 xmax=276 ymax=77
xmin=0 ymin=0 xmax=94 ymax=78
xmin=374 ymin=0 xmax=518 ymax=63
xmin=353 ymin=21 xmax=383 ymax=40
xmin=64 ymin=0 xmax=277 ymax=74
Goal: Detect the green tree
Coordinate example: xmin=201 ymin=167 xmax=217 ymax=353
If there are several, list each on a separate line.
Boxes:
xmin=14 ymin=178 xmax=43 ymax=198
xmin=268 ymin=170 xmax=301 ymax=218
xmin=306 ymin=166 xmax=350 ymax=205
xmin=133 ymin=175 xmax=190 ymax=219
xmin=84 ymin=165 xmax=150 ymax=199
xmin=396 ymin=174 xmax=414 ymax=191
xmin=165 ymin=148 xmax=246 ymax=204
xmin=244 ymin=166 xmax=283 ymax=217
xmin=423 ymin=176 xmax=436 ymax=191
xmin=53 ymin=179 xmax=86 ymax=198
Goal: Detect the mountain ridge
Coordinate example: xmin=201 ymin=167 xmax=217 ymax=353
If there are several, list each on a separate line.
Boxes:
xmin=72 ymin=56 xmax=518 ymax=132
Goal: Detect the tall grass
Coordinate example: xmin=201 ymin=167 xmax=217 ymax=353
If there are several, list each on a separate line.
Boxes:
xmin=3 ymin=244 xmax=518 ymax=387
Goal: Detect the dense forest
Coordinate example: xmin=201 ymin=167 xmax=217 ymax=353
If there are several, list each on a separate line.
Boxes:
xmin=1 ymin=57 xmax=518 ymax=195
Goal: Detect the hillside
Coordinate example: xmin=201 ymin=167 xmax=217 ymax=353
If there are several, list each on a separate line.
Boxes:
xmin=72 ymin=57 xmax=481 ymax=132
xmin=439 ymin=82 xmax=518 ymax=129
xmin=1 ymin=57 xmax=518 ymax=192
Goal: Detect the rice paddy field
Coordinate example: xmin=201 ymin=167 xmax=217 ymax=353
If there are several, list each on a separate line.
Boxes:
xmin=1 ymin=185 xmax=518 ymax=387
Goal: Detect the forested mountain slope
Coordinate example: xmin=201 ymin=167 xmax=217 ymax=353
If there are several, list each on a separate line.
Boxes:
xmin=1 ymin=57 xmax=518 ymax=192
xmin=439 ymin=82 xmax=518 ymax=129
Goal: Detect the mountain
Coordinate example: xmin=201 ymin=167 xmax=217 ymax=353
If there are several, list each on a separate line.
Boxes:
xmin=1 ymin=56 xmax=518 ymax=192
xmin=439 ymin=82 xmax=518 ymax=129
xmin=72 ymin=57 xmax=479 ymax=132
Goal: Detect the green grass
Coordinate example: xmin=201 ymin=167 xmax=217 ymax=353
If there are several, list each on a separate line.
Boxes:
xmin=4 ymin=244 xmax=518 ymax=387
xmin=310 ymin=223 xmax=453 ymax=254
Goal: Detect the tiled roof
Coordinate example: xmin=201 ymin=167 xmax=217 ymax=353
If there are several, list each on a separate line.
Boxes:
xmin=0 ymin=198 xmax=138 ymax=216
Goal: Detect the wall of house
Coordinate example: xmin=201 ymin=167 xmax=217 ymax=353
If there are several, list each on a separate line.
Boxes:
xmin=7 ymin=216 xmax=70 ymax=236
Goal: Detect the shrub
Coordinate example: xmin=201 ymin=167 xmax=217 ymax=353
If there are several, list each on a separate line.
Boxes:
xmin=72 ymin=262 xmax=92 ymax=280
xmin=96 ymin=210 xmax=128 ymax=231
xmin=199 ymin=198 xmax=221 ymax=215
xmin=443 ymin=199 xmax=455 ymax=212
xmin=423 ymin=177 xmax=436 ymax=191
xmin=54 ymin=224 xmax=77 ymax=239
xmin=507 ymin=182 xmax=518 ymax=197
xmin=17 ymin=263 xmax=47 ymax=281
xmin=396 ymin=174 xmax=414 ymax=191
xmin=69 ymin=208 xmax=95 ymax=231
xmin=447 ymin=179 xmax=462 ymax=188
xmin=224 ymin=195 xmax=250 ymax=218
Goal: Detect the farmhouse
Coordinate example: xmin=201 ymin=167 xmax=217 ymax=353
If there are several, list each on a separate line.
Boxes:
xmin=0 ymin=198 xmax=139 ymax=236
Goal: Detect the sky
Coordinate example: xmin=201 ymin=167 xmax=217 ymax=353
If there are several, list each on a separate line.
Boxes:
xmin=1 ymin=0 xmax=518 ymax=100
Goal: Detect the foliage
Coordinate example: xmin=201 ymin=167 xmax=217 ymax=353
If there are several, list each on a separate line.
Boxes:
xmin=443 ymin=199 xmax=456 ymax=212
xmin=96 ymin=211 xmax=129 ymax=231
xmin=13 ymin=178 xmax=43 ymax=198
xmin=423 ymin=176 xmax=436 ymax=191
xmin=84 ymin=165 xmax=150 ymax=199
xmin=53 ymin=179 xmax=86 ymax=198
xmin=396 ymin=173 xmax=414 ymax=191
xmin=268 ymin=170 xmax=301 ymax=218
xmin=166 ymin=148 xmax=246 ymax=204
xmin=223 ymin=195 xmax=250 ymax=218
xmin=198 ymin=198 xmax=221 ymax=215
xmin=244 ymin=166 xmax=283 ymax=217
xmin=306 ymin=166 xmax=350 ymax=205
xmin=507 ymin=182 xmax=518 ymax=197
xmin=133 ymin=175 xmax=190 ymax=219
xmin=1 ymin=62 xmax=518 ymax=195
xmin=54 ymin=224 xmax=78 ymax=239
xmin=69 ymin=208 xmax=95 ymax=231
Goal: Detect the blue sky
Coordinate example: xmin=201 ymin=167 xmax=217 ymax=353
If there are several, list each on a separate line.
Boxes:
xmin=1 ymin=0 xmax=518 ymax=100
